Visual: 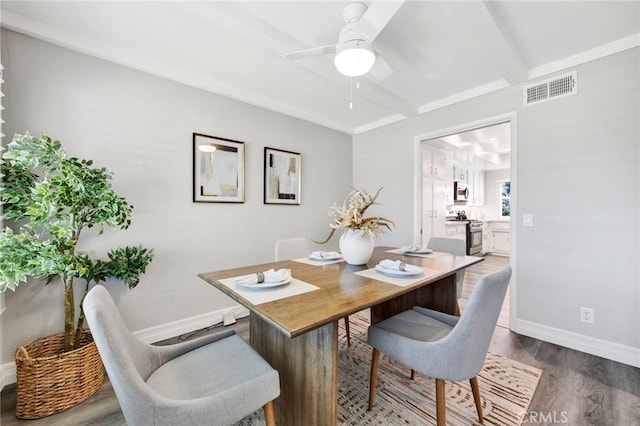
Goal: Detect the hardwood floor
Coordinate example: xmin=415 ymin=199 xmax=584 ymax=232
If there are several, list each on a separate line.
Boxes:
xmin=2 ymin=255 xmax=639 ymax=425
xmin=460 ymin=253 xmax=510 ymax=328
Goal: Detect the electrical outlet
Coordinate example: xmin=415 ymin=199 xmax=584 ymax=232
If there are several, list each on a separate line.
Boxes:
xmin=523 ymin=214 xmax=533 ymax=227
xmin=580 ymin=307 xmax=594 ymax=324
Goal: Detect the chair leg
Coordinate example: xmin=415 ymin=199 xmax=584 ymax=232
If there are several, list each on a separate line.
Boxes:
xmin=435 ymin=379 xmax=446 ymax=426
xmin=263 ymin=400 xmax=276 ymax=426
xmin=368 ymin=348 xmax=380 ymax=411
xmin=470 ymin=376 xmax=484 ymax=423
xmin=410 ymin=369 xmax=416 ymax=380
xmin=455 ymin=300 xmax=461 ymax=316
xmin=344 ymin=316 xmax=351 ymax=347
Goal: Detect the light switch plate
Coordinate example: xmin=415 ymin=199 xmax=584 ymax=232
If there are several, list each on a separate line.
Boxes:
xmin=523 ymin=214 xmax=533 ymax=227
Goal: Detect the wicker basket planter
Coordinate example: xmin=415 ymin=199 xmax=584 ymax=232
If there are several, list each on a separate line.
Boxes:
xmin=14 ymin=330 xmax=105 ymax=419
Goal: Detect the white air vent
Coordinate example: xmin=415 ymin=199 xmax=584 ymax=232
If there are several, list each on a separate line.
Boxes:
xmin=523 ymin=71 xmax=577 ymax=107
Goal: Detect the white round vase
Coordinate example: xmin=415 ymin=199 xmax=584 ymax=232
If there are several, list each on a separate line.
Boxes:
xmin=339 ymin=229 xmax=374 ymax=265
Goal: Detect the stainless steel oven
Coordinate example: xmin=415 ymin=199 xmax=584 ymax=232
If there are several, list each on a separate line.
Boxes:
xmin=466 ymin=220 xmax=483 ymax=255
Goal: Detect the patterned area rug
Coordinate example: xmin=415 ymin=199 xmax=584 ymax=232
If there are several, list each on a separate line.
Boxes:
xmin=238 ymin=310 xmax=541 ymax=425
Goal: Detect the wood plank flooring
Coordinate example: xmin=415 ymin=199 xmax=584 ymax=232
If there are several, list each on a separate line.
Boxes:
xmin=2 ymin=255 xmax=639 ymax=425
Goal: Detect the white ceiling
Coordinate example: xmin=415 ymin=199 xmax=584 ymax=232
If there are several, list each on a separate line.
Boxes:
xmin=1 ymin=0 xmax=639 ymax=137
xmin=427 ymin=121 xmax=512 ymax=170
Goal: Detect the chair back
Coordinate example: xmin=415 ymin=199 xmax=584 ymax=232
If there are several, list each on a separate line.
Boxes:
xmin=426 ymin=237 xmax=466 ymax=255
xmin=83 ymin=286 xmax=161 ymax=415
xmin=274 ymin=237 xmax=309 ymax=261
xmin=437 ymin=266 xmax=511 ymax=380
xmin=427 ymin=237 xmax=467 ymax=297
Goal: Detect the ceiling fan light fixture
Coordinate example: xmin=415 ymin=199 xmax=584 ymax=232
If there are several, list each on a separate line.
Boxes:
xmin=334 ymin=39 xmax=375 ymax=77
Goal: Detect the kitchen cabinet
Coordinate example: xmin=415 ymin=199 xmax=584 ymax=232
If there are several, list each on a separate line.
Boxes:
xmin=468 ymin=169 xmax=485 ymax=206
xmin=482 ymin=224 xmax=490 ymax=255
xmin=452 ymin=164 xmax=468 ymax=182
xmin=423 ymin=147 xmax=447 ymax=180
xmin=422 ymin=177 xmax=448 ymax=245
xmin=492 ymin=231 xmax=509 ymax=254
xmin=487 ymin=221 xmax=510 ymax=255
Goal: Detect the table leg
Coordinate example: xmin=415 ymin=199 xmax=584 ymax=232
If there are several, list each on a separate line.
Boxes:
xmin=370 ymin=274 xmax=457 ymax=325
xmin=250 ymin=315 xmax=338 ymax=426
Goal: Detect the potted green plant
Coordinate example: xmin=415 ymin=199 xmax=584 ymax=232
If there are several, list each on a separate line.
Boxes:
xmin=0 ymin=132 xmax=154 ymax=418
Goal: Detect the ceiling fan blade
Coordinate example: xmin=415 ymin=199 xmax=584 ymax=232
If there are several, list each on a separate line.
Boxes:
xmin=358 ymin=0 xmax=405 ymax=42
xmin=368 ymin=55 xmax=394 ymax=80
xmin=285 ymin=44 xmax=337 ymax=61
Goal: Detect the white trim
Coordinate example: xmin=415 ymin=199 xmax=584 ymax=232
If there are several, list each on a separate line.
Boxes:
xmin=0 ymin=305 xmax=250 ymax=389
xmin=412 ymin=138 xmax=423 ymax=246
xmin=528 ymin=33 xmax=640 ymax=80
xmin=507 ymin=113 xmax=518 ymax=331
xmin=418 ymin=80 xmax=509 ymax=116
xmin=516 ymin=319 xmax=640 ymax=368
xmin=354 ymin=114 xmax=407 ymax=135
xmin=134 ymin=305 xmax=250 ymax=345
xmin=1 ymin=362 xmax=15 ymax=390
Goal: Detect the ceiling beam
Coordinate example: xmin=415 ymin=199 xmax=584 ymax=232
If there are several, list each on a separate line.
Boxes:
xmin=447 ymin=0 xmax=529 ymax=85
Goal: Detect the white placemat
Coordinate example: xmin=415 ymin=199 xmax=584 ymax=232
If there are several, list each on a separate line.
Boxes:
xmin=218 ymin=276 xmax=319 ymax=305
xmin=354 ymin=266 xmax=441 ymax=287
xmin=385 ymin=248 xmax=451 ymax=259
xmin=292 ymin=257 xmax=346 ymax=266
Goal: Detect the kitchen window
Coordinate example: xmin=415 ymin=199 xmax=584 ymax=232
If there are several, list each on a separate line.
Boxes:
xmin=498 ymin=179 xmax=510 ymax=218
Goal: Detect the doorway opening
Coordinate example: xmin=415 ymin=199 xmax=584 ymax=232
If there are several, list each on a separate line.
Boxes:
xmin=413 ymin=113 xmax=516 ymax=329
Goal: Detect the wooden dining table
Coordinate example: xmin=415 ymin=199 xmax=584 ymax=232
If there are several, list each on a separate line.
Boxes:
xmin=198 ymin=246 xmax=483 ymax=425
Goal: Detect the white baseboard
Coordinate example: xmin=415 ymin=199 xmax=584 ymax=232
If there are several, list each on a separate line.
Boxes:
xmin=1 ymin=362 xmax=16 ymax=390
xmin=133 ymin=305 xmax=249 ymax=344
xmin=516 ymin=319 xmax=640 ymax=368
xmin=1 ymin=304 xmax=250 ymax=389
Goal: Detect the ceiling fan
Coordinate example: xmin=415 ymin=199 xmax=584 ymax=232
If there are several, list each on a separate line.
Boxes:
xmin=285 ymin=1 xmax=403 ymax=79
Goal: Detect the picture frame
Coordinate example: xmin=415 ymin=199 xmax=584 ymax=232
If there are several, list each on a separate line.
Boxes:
xmin=264 ymin=147 xmax=301 ymax=205
xmin=193 ymin=133 xmax=245 ymax=203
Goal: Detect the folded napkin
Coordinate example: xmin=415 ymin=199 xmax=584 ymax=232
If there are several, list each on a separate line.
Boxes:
xmin=235 ymin=268 xmax=291 ymax=285
xmin=400 ymin=245 xmax=432 ymax=253
xmin=311 ymin=251 xmax=340 ymax=259
xmin=379 ymin=259 xmax=422 ymax=273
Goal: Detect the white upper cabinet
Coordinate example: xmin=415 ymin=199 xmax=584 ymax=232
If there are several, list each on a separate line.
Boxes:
xmin=468 ymin=169 xmax=485 ymax=206
xmin=423 ymin=147 xmax=447 ymax=180
xmin=452 ymin=164 xmax=468 ymax=182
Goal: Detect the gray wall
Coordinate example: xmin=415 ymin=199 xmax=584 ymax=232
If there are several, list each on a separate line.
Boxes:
xmin=1 ymin=29 xmax=352 ymax=362
xmin=354 ymin=48 xmax=639 ymax=364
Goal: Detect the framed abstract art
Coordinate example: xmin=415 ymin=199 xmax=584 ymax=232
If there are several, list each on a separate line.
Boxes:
xmin=193 ymin=133 xmax=245 ymax=203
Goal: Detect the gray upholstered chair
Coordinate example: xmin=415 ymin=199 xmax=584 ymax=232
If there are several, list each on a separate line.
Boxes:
xmin=274 ymin=237 xmax=352 ymax=346
xmin=367 ymin=266 xmax=511 ymax=426
xmin=83 ymin=285 xmax=280 ymax=426
xmin=274 ymin=237 xmax=309 ymax=262
xmin=427 ymin=237 xmax=468 ymax=315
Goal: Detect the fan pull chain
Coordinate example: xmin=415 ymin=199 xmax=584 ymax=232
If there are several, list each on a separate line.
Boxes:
xmin=348 ymin=78 xmax=361 ymax=110
xmin=349 ymin=77 xmax=353 ymax=109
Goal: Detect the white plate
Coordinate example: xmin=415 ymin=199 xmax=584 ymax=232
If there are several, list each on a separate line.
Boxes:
xmin=309 ymin=253 xmax=342 ymax=261
xmin=235 ymin=277 xmax=292 ymax=289
xmin=403 ymin=248 xmax=433 ymax=255
xmin=375 ymin=264 xmax=423 ymax=277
